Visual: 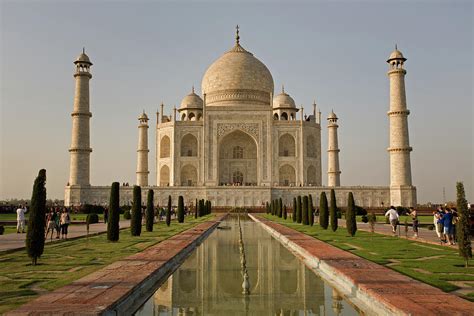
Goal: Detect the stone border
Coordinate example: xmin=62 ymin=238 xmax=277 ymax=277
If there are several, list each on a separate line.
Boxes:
xmin=7 ymin=215 xmax=226 ymax=316
xmin=249 ymin=214 xmax=474 ymax=316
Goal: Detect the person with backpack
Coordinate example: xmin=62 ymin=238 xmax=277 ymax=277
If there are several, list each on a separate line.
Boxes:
xmin=60 ymin=208 xmax=71 ymax=240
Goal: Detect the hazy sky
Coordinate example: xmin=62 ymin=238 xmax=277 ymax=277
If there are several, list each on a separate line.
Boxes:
xmin=1 ymin=1 xmax=472 ymax=203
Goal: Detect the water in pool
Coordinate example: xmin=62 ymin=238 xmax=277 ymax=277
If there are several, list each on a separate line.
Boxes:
xmin=135 ymin=215 xmax=362 ymax=315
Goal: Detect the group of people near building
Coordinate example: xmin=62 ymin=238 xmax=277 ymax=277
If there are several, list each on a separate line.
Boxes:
xmin=433 ymin=207 xmax=458 ymax=245
xmin=45 ymin=207 xmax=71 ymax=240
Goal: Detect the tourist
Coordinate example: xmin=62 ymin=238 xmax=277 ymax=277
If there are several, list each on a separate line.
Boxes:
xmin=433 ymin=209 xmax=442 ymax=239
xmin=16 ymin=204 xmax=27 ymax=233
xmin=409 ymin=207 xmax=418 ymax=238
xmin=385 ymin=206 xmax=399 ymax=234
xmin=55 ymin=208 xmax=61 ymax=239
xmin=103 ymin=207 xmax=108 ymax=224
xmin=60 ymin=208 xmax=71 ymax=239
xmin=451 ymin=207 xmax=458 ymax=244
xmin=45 ymin=210 xmax=56 ymax=240
xmin=441 ymin=208 xmax=454 ymax=245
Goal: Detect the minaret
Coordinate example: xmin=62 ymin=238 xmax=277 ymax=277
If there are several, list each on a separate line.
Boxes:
xmin=68 ymin=49 xmax=92 ymax=186
xmin=387 ymin=46 xmax=414 ymax=206
xmin=136 ymin=111 xmax=149 ymax=186
xmin=327 ymin=110 xmax=341 ymax=186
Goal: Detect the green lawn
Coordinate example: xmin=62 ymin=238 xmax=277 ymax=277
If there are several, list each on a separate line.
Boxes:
xmin=262 ymin=214 xmax=474 ymax=301
xmin=356 ymin=214 xmax=433 ymax=224
xmin=0 ymin=215 xmax=213 ymax=314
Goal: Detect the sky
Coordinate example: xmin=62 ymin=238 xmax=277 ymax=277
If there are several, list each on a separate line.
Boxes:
xmin=0 ymin=0 xmax=472 ymax=203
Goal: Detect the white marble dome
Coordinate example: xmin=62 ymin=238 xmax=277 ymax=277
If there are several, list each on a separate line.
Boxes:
xmin=179 ymin=88 xmax=203 ymax=109
xmin=201 ymin=42 xmax=274 ymax=106
xmin=273 ymin=88 xmax=296 ymax=109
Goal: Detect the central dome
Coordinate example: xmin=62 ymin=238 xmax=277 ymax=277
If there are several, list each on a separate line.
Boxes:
xmin=201 ymin=36 xmax=274 ymax=106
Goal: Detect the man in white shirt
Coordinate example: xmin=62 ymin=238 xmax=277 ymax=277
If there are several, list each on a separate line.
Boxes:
xmin=16 ymin=204 xmax=27 ymax=233
xmin=385 ymin=206 xmax=399 ymax=234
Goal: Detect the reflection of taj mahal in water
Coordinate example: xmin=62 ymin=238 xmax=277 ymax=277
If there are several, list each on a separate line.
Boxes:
xmin=65 ymin=27 xmax=416 ymax=207
xmin=135 ymin=217 xmax=356 ymax=315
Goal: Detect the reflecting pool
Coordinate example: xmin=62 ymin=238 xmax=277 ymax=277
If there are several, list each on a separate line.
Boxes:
xmin=135 ymin=215 xmax=361 ymax=315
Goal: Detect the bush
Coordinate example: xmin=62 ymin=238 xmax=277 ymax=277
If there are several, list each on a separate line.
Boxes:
xmin=302 ymin=196 xmax=309 ymax=225
xmin=427 ymin=224 xmax=434 ymax=231
xmin=146 ymin=189 xmax=154 ymax=232
xmin=120 ymin=205 xmax=131 ymax=214
xmin=131 ymin=186 xmax=142 ymax=236
xmin=292 ymin=197 xmax=297 ymax=222
xmin=0 ymin=225 xmax=4 ymax=235
xmin=26 ymin=169 xmax=47 ymax=265
xmin=178 ymin=196 xmax=184 ymax=223
xmin=330 ymin=189 xmax=338 ymax=232
xmin=81 ymin=204 xmax=105 ymax=214
xmin=308 ymin=194 xmax=314 ymax=225
xmin=319 ymin=192 xmax=329 ymax=230
xmin=283 ymin=205 xmax=287 ymax=220
xmin=296 ymin=196 xmax=302 ymax=224
xmin=86 ymin=213 xmax=99 ymax=224
xmin=361 ymin=215 xmax=368 ymax=223
xmin=355 ymin=205 xmax=367 ymax=216
xmin=278 ymin=197 xmax=283 ymax=218
xmin=107 ymin=182 xmax=120 ymax=242
xmin=396 ymin=206 xmax=409 ymax=216
xmin=368 ymin=212 xmax=377 ymax=233
xmin=123 ymin=210 xmax=131 ymax=220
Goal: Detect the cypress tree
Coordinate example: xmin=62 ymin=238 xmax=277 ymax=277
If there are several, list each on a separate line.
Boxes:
xmin=283 ymin=205 xmax=287 ymax=220
xmin=319 ymin=192 xmax=329 ymax=229
xmin=198 ymin=199 xmax=203 ymax=217
xmin=456 ymin=182 xmax=472 ymax=267
xmin=278 ymin=197 xmax=283 ymax=218
xmin=346 ymin=192 xmax=357 ymax=236
xmin=145 ymin=189 xmax=154 ymax=232
xmin=107 ymin=182 xmax=120 ymax=241
xmin=194 ymin=198 xmax=198 ymax=218
xmin=166 ymin=195 xmax=172 ymax=226
xmin=296 ymin=196 xmax=302 ymax=223
xmin=266 ymin=202 xmax=270 ymax=214
xmin=292 ymin=197 xmax=297 ymax=222
xmin=177 ymin=195 xmax=184 ymax=223
xmin=330 ymin=189 xmax=338 ymax=232
xmin=26 ymin=169 xmax=47 ymax=265
xmin=302 ymin=196 xmax=309 ymax=225
xmin=308 ymin=194 xmax=314 ymax=225
xmin=271 ymin=200 xmax=275 ymax=216
xmin=131 ymin=186 xmax=142 ymax=236
xmin=208 ymin=200 xmax=212 ymax=214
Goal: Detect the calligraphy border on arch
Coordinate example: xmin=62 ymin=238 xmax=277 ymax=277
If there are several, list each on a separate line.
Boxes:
xmin=216 ymin=123 xmax=259 ymax=140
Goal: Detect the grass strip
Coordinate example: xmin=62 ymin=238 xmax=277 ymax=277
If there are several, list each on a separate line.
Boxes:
xmin=0 ymin=215 xmax=213 ymax=314
xmin=262 ymin=214 xmax=474 ymax=301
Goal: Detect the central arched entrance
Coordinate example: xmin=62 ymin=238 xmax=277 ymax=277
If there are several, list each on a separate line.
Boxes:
xmin=219 ymin=130 xmax=257 ymax=186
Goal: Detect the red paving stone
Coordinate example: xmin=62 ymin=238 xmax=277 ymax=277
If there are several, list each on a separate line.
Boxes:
xmin=254 ymin=215 xmax=474 ymax=316
xmin=7 ymin=216 xmax=225 ymax=316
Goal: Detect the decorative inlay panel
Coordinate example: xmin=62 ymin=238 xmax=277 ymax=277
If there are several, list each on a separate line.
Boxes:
xmin=217 ymin=123 xmax=259 ymax=140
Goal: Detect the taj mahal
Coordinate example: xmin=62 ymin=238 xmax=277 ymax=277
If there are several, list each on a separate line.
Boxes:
xmin=65 ymin=27 xmax=416 ymax=208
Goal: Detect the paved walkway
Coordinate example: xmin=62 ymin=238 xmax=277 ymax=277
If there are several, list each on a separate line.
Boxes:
xmin=0 ymin=221 xmax=131 ymax=252
xmin=253 ymin=214 xmax=474 ymax=315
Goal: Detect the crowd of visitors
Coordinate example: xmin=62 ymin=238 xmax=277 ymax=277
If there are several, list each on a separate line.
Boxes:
xmin=45 ymin=207 xmax=70 ymax=240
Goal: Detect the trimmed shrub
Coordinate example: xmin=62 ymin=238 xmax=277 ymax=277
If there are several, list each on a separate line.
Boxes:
xmin=283 ymin=205 xmax=287 ymax=220
xmin=355 ymin=205 xmax=367 ymax=216
xmin=86 ymin=213 xmax=99 ymax=224
xmin=177 ymin=196 xmax=184 ymax=223
xmin=123 ymin=210 xmax=131 ymax=220
xmin=296 ymin=196 xmax=302 ymax=224
xmin=107 ymin=182 xmax=120 ymax=241
xmin=319 ymin=192 xmax=329 ymax=229
xmin=346 ymin=192 xmax=357 ymax=237
xmin=0 ymin=225 xmax=4 ymax=235
xmin=166 ymin=195 xmax=171 ymax=226
xmin=330 ymin=189 xmax=338 ymax=232
xmin=131 ymin=186 xmax=142 ymax=236
xmin=456 ymin=182 xmax=472 ymax=267
xmin=368 ymin=212 xmax=377 ymax=233
xmin=146 ymin=189 xmax=154 ymax=232
xmin=266 ymin=202 xmax=270 ymax=214
xmin=26 ymin=169 xmax=47 ymax=265
xmin=195 ymin=198 xmax=198 ymax=218
xmin=308 ymin=194 xmax=314 ymax=225
xmin=278 ymin=197 xmax=283 ymax=218
xmin=302 ymin=196 xmax=309 ymax=225
xmin=361 ymin=215 xmax=368 ymax=223
xmin=292 ymin=197 xmax=297 ymax=222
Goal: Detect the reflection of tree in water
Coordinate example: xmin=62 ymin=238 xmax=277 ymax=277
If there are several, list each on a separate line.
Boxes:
xmin=135 ymin=216 xmax=360 ymax=316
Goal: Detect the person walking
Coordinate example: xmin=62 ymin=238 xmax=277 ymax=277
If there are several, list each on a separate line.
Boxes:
xmin=16 ymin=204 xmax=27 ymax=233
xmin=103 ymin=207 xmax=108 ymax=224
xmin=45 ymin=210 xmax=56 ymax=241
xmin=409 ymin=207 xmax=419 ymax=238
xmin=385 ymin=206 xmax=399 ymax=234
xmin=60 ymin=208 xmax=71 ymax=239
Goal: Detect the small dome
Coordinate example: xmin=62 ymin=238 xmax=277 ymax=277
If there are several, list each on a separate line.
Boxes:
xmin=328 ymin=110 xmax=338 ymax=120
xmin=138 ymin=111 xmax=148 ymax=120
xmin=273 ymin=87 xmax=296 ymax=109
xmin=387 ymin=46 xmax=406 ymax=62
xmin=75 ymin=50 xmax=92 ymax=65
xmin=179 ymin=88 xmax=203 ymax=110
